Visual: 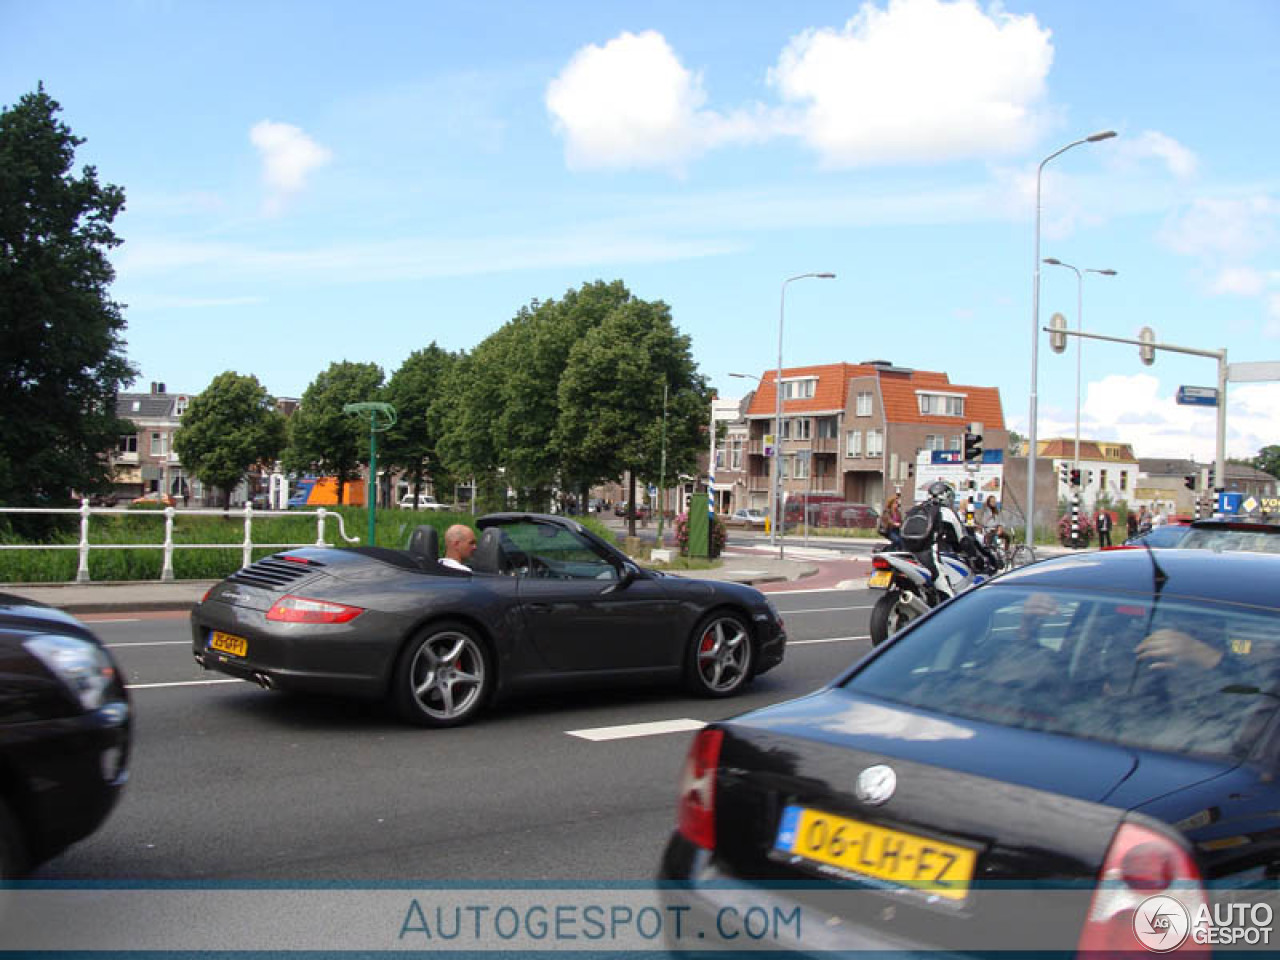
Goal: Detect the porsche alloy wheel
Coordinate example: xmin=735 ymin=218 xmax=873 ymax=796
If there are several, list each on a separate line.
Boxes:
xmin=686 ymin=612 xmax=753 ymax=698
xmin=394 ymin=622 xmax=492 ymax=727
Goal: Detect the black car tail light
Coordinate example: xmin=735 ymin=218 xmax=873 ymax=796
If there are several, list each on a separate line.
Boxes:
xmin=677 ymin=727 xmax=723 ymax=851
xmin=266 ymin=595 xmax=364 ymax=624
xmin=1077 ymin=821 xmax=1209 ymax=956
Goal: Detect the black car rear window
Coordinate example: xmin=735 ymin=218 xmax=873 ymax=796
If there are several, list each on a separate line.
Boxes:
xmin=843 ymin=585 xmax=1280 ymax=760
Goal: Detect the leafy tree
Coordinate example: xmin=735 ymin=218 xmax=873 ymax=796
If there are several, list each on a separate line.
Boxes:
xmin=0 ymin=86 xmax=137 ymax=506
xmin=555 ymin=298 xmax=710 ymax=534
xmin=381 ymin=344 xmax=459 ymax=506
xmin=173 ymin=372 xmax=285 ymax=506
xmin=1254 ymin=445 xmax=1280 ymax=480
xmin=283 ymin=362 xmax=384 ymax=503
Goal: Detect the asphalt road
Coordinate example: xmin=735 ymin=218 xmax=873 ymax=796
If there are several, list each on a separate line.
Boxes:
xmin=37 ymin=585 xmax=876 ymax=884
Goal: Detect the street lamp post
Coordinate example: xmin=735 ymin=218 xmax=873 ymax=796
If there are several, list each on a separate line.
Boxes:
xmin=776 ymin=272 xmax=836 ymax=557
xmin=1026 ymin=130 xmax=1116 ymax=550
xmin=1043 ymin=258 xmax=1116 ymax=547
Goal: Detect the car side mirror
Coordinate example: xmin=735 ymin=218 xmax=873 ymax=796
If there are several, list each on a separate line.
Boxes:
xmin=602 ymin=561 xmax=640 ymax=594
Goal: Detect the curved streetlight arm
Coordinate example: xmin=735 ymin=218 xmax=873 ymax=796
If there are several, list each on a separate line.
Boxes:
xmin=1026 ymin=131 xmax=1116 ymax=549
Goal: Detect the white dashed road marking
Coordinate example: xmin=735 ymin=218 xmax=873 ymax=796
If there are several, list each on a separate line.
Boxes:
xmin=567 ymin=718 xmax=706 ymax=741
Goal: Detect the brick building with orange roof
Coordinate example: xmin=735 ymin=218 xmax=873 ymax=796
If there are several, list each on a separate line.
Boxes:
xmin=738 ymin=359 xmax=1008 ymax=514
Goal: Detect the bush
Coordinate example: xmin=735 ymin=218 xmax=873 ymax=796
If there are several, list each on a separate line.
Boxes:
xmin=673 ymin=512 xmax=726 ymax=558
xmin=1057 ymin=511 xmax=1095 ymax=547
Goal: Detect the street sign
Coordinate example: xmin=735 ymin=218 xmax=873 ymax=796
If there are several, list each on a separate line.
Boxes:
xmin=1228 ymin=361 xmax=1280 ymax=383
xmin=1176 ymin=385 xmax=1219 ymax=406
xmin=1218 ymin=491 xmax=1243 ymax=515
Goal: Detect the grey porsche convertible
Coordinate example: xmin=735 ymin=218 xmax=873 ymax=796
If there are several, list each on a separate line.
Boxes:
xmin=190 ymin=513 xmax=787 ymax=726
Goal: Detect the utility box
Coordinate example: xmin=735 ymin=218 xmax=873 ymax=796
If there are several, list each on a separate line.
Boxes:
xmin=688 ymin=494 xmax=711 ymax=558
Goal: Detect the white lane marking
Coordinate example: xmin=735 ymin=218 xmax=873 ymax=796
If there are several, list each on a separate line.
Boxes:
xmin=125 ymin=679 xmax=245 ymax=690
xmin=784 ymin=605 xmax=874 ymax=614
xmin=107 ymin=641 xmax=191 ymax=648
xmin=790 ymin=636 xmax=868 ymax=645
xmin=567 ymin=718 xmax=706 ymax=741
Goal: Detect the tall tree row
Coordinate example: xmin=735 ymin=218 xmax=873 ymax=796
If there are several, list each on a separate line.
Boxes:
xmin=0 ymin=87 xmax=137 ymax=506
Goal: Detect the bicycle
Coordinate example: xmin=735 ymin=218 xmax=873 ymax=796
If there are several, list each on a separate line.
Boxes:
xmin=984 ymin=528 xmax=1036 ymax=571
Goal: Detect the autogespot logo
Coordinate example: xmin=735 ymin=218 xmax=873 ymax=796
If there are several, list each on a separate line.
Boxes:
xmin=1134 ymin=895 xmax=1191 ymax=952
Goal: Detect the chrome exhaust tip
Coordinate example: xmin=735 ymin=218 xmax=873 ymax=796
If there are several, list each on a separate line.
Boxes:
xmin=253 ymin=672 xmax=276 ymax=690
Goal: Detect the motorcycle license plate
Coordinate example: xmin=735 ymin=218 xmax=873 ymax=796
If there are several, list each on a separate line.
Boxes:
xmin=868 ymin=571 xmax=893 ymax=589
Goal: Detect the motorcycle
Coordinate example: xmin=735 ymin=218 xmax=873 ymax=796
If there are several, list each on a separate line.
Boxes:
xmin=867 ymin=545 xmax=989 ymax=646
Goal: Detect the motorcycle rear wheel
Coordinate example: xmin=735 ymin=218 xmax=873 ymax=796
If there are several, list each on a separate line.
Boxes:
xmin=870 ymin=591 xmax=920 ymax=646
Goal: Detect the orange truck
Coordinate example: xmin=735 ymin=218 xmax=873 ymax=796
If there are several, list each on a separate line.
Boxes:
xmin=287 ymin=476 xmax=366 ymax=507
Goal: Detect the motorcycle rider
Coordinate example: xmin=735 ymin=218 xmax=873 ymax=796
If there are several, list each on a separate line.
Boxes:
xmin=919 ymin=481 xmax=999 ymax=577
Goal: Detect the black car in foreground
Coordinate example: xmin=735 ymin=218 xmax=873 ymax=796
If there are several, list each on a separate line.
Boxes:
xmin=0 ymin=594 xmax=130 ymax=877
xmin=191 ymin=513 xmax=786 ymax=727
xmin=660 ymin=549 xmax=1280 ymax=954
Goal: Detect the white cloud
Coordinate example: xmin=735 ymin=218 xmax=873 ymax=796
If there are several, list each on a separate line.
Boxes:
xmin=1159 ymin=194 xmax=1279 ymax=260
xmin=546 ymin=1 xmax=1054 ymax=172
xmin=1033 ymin=373 xmax=1280 ymax=461
xmin=545 ymin=30 xmax=723 ymax=172
xmin=1111 ymin=131 xmax=1198 ymax=179
xmin=1210 ymin=267 xmax=1267 ymax=297
xmin=249 ymin=120 xmax=332 ymax=214
xmin=769 ymin=0 xmax=1054 ymax=167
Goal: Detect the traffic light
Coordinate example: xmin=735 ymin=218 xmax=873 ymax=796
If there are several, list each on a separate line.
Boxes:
xmin=1069 ymin=468 xmax=1081 ymax=487
xmin=963 ymin=431 xmax=983 ymax=463
xmin=1184 ymin=474 xmax=1196 ymax=491
xmin=1059 ymin=464 xmax=1069 ymax=485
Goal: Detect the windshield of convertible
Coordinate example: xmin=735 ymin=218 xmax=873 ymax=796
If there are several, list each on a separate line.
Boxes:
xmin=496 ymin=521 xmax=619 ymax=580
xmin=844 ymin=585 xmax=1280 ymax=760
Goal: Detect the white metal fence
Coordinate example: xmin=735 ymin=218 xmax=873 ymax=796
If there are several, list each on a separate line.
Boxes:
xmin=0 ymin=501 xmax=361 ymax=583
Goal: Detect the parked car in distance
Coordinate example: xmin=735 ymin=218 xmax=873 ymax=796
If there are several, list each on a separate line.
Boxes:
xmin=726 ymin=508 xmax=767 ymax=528
xmin=130 ymin=491 xmax=176 ymax=508
xmin=659 ymin=549 xmax=1280 ymax=954
xmin=1117 ymin=523 xmax=1191 ymax=549
xmin=0 ymin=594 xmax=131 ymax=876
xmin=87 ymin=493 xmax=119 ymax=507
xmin=614 ymin=501 xmax=650 ymax=519
xmin=398 ymin=494 xmax=447 ymax=511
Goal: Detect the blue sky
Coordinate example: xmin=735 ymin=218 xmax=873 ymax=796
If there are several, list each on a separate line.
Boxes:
xmin=3 ymin=0 xmax=1277 ymax=462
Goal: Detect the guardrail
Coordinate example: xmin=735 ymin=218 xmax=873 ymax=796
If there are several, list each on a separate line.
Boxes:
xmin=0 ymin=502 xmax=361 ymax=583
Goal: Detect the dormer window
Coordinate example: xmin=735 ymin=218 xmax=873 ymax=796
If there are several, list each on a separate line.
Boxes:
xmin=131 ymin=400 xmax=141 ymax=413
xmin=781 ymin=377 xmax=817 ymax=400
xmin=176 ymin=396 xmax=189 ymax=417
xmin=916 ymin=392 xmax=965 ymax=417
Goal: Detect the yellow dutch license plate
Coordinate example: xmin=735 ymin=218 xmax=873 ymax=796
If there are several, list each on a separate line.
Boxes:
xmin=775 ymin=805 xmax=976 ymax=901
xmin=868 ymin=570 xmax=893 ymax=589
xmin=209 ymin=631 xmax=248 ymax=657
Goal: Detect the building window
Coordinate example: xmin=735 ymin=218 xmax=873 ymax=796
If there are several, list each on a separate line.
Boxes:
xmin=781 ymin=378 xmax=816 ymax=400
xmin=118 ymin=435 xmax=138 ymax=453
xmin=782 ymin=418 xmax=811 ymax=440
xmin=951 ymin=435 xmax=962 ymax=451
xmin=175 ymin=396 xmax=189 ymax=417
xmin=1120 ymin=471 xmax=1128 ymax=491
xmin=918 ymin=394 xmax=966 ymax=417
xmin=715 ymin=449 xmax=724 ymax=470
xmin=150 ymin=432 xmax=166 ymax=457
xmin=730 ymin=439 xmax=743 ymax=471
xmin=867 ymin=429 xmax=884 ymax=457
xmin=924 ymin=434 xmax=945 ymax=451
xmin=816 ymin=416 xmax=839 ymax=439
xmin=789 ymin=455 xmax=810 ymax=479
xmin=131 ymin=399 xmax=141 ymax=413
xmin=1100 ymin=469 xmax=1108 ymax=490
xmin=846 ymin=430 xmax=862 ymax=457
xmin=855 ymin=392 xmax=873 ymax=416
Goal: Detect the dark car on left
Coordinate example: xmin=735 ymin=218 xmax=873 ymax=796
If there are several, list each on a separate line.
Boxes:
xmin=191 ymin=513 xmax=787 ymax=727
xmin=0 ymin=594 xmax=131 ymax=877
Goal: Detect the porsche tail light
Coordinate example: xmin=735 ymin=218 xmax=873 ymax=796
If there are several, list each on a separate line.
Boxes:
xmin=676 ymin=728 xmax=724 ymax=851
xmin=1077 ymin=821 xmax=1209 ymax=956
xmin=871 ymin=554 xmax=892 ymax=571
xmin=266 ymin=595 xmax=364 ymax=624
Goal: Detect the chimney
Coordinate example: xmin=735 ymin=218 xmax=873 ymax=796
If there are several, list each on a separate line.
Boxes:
xmin=158 ymin=382 xmax=166 ymax=394
xmin=150 ymin=382 xmax=157 ymax=393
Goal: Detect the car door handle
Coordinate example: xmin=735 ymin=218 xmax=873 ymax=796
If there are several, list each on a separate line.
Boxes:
xmin=527 ymin=603 xmax=553 ymax=614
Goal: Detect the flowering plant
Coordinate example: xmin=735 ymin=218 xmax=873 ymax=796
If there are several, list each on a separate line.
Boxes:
xmin=673 ymin=512 xmax=726 ymax=558
xmin=1057 ymin=512 xmax=1095 ymax=547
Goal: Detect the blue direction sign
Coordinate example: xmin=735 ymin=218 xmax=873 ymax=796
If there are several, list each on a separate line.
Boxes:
xmin=1176 ymin=385 xmax=1219 ymax=407
xmin=1218 ymin=491 xmax=1243 ymax=515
